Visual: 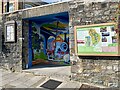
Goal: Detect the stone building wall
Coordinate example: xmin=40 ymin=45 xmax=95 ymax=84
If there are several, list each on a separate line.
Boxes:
xmin=22 ymin=20 xmax=29 ymax=69
xmin=0 ymin=2 xmax=2 ymax=15
xmin=0 ymin=20 xmax=2 ymax=52
xmin=2 ymin=0 xmax=19 ymax=13
xmin=0 ymin=2 xmax=2 ymax=52
xmin=1 ymin=11 xmax=23 ymax=72
xmin=69 ymin=1 xmax=120 ymax=88
xmin=0 ymin=0 xmax=120 ymax=88
xmin=0 ymin=1 xmax=70 ymax=71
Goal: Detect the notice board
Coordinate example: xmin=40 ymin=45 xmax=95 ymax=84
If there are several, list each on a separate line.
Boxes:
xmin=74 ymin=23 xmax=119 ymax=56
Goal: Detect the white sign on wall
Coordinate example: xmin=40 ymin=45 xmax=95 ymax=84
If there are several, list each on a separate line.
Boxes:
xmin=5 ymin=20 xmax=16 ymax=42
xmin=6 ymin=25 xmax=15 ymax=41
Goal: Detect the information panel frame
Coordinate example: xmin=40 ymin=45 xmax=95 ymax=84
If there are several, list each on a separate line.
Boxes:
xmin=74 ymin=23 xmax=119 ymax=56
xmin=5 ymin=20 xmax=16 ymax=43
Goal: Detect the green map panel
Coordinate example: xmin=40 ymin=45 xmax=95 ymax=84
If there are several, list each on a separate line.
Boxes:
xmin=108 ymin=43 xmax=118 ymax=46
xmin=78 ymin=46 xmax=118 ymax=54
xmin=78 ymin=52 xmax=118 ymax=54
xmin=78 ymin=46 xmax=94 ymax=52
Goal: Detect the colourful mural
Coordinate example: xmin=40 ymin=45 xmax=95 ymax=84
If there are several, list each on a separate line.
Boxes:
xmin=31 ymin=21 xmax=70 ymax=65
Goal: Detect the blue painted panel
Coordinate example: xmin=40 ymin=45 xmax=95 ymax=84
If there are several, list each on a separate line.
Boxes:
xmin=28 ymin=21 xmax=33 ymax=68
xmin=23 ymin=12 xmax=69 ymax=24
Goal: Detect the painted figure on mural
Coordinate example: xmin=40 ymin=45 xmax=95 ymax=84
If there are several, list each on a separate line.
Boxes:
xmin=31 ymin=19 xmax=70 ymax=65
xmin=47 ymin=36 xmax=55 ymax=60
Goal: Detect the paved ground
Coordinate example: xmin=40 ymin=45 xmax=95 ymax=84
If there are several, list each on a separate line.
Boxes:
xmin=23 ymin=65 xmax=71 ymax=81
xmin=0 ymin=65 xmax=107 ymax=89
xmin=0 ymin=68 xmax=82 ymax=89
xmin=0 ymin=69 xmax=47 ymax=88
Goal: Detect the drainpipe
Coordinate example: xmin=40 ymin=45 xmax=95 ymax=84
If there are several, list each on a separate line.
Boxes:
xmin=2 ymin=0 xmax=3 ymax=13
xmin=7 ymin=0 xmax=9 ymax=12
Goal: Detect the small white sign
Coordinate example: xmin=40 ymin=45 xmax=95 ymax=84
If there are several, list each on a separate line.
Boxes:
xmin=5 ymin=20 xmax=16 ymax=42
xmin=6 ymin=25 xmax=15 ymax=42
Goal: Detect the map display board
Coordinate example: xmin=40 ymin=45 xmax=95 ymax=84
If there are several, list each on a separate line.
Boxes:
xmin=74 ymin=23 xmax=119 ymax=56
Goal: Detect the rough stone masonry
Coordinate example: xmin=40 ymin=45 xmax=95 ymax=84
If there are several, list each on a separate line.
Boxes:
xmin=69 ymin=1 xmax=120 ymax=88
xmin=1 ymin=11 xmax=23 ymax=72
xmin=0 ymin=0 xmax=120 ymax=89
xmin=0 ymin=1 xmax=69 ymax=72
